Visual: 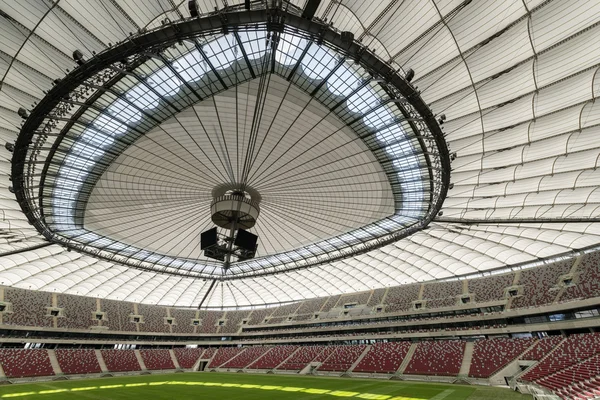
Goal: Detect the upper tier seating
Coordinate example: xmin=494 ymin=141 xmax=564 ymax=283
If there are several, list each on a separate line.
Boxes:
xmin=385 ymin=284 xmax=420 ymax=312
xmin=100 ymin=350 xmax=141 ymax=372
xmin=138 ymin=304 xmax=169 ymax=333
xmin=336 ymin=291 xmax=370 ymax=307
xmin=367 ymin=288 xmax=387 ymax=307
xmin=318 ymin=344 xmax=366 ymax=372
xmin=57 ymin=293 xmax=97 ymax=330
xmin=405 ymin=340 xmax=465 ymax=376
xmin=520 ymin=336 xmax=564 ymax=361
xmin=140 ymin=349 xmax=175 ymax=370
xmin=522 ymin=333 xmax=600 ymax=382
xmin=353 ymin=342 xmax=411 ymax=373
xmin=512 ymin=260 xmax=572 ymax=308
xmin=0 ymin=349 xmax=54 ymax=378
xmin=100 ymin=299 xmax=134 ymax=331
xmin=248 ymin=345 xmax=298 ymax=369
xmin=266 ymin=316 xmax=286 ymax=325
xmin=469 ymin=338 xmax=534 ymax=378
xmin=269 ymin=303 xmax=301 ymax=318
xmin=3 ymin=288 xmax=52 ymax=327
xmin=320 ymin=295 xmax=341 ymax=313
xmin=55 ymin=349 xmax=101 ymax=375
xmin=170 ymin=308 xmax=196 ymax=334
xmin=173 ymin=348 xmax=205 ymax=368
xmin=247 ymin=308 xmax=270 ymax=325
xmin=208 ymin=347 xmax=246 ymax=368
xmin=221 ymin=346 xmax=271 ymax=369
xmin=198 ymin=310 xmax=223 ymax=333
xmin=220 ymin=310 xmax=251 ymax=334
xmin=468 ymin=273 xmax=514 ymax=303
xmin=423 ymin=281 xmax=462 ymax=309
xmin=560 ymin=252 xmax=600 ymax=303
xmin=294 ymin=297 xmax=327 ymax=318
xmin=278 ymin=345 xmax=330 ymax=370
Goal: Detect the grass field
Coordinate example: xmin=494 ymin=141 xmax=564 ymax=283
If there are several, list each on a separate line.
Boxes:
xmin=0 ymin=372 xmax=531 ymax=400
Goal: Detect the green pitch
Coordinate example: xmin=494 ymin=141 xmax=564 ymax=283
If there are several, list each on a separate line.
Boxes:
xmin=0 ymin=372 xmax=530 ymax=400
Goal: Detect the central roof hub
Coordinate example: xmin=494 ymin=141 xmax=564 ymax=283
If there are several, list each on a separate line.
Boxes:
xmin=210 ymin=193 xmax=260 ymax=230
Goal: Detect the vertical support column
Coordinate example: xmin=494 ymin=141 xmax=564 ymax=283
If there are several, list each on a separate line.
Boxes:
xmin=417 ymin=283 xmax=425 ymax=300
xmin=52 ymin=293 xmax=58 ymax=328
xmin=133 ymin=303 xmax=140 ymax=332
xmin=512 ymin=271 xmax=521 ymax=285
xmin=365 ymin=290 xmax=374 ymax=307
xmin=0 ymin=287 xmax=4 ymax=325
xmin=96 ymin=298 xmax=102 ymax=327
xmin=380 ymin=287 xmax=390 ymax=306
xmin=167 ymin=308 xmax=173 ymax=334
xmin=194 ymin=309 xmax=200 ymax=334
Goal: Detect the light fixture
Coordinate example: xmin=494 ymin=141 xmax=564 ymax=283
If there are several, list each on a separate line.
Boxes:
xmin=72 ymin=50 xmax=85 ymax=65
xmin=17 ymin=107 xmax=28 ymax=119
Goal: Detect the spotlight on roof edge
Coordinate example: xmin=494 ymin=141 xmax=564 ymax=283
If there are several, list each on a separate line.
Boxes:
xmin=10 ymin=1 xmax=450 ymax=280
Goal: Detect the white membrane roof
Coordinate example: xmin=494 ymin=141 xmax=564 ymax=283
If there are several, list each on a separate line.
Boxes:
xmin=0 ymin=0 xmax=599 ymax=307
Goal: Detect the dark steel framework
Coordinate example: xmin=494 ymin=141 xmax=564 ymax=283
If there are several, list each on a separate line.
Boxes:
xmin=11 ymin=1 xmax=451 ymax=280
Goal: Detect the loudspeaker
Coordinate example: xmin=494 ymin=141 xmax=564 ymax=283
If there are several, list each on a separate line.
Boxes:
xmin=200 ymin=227 xmax=218 ymax=250
xmin=234 ymin=229 xmax=258 ymax=251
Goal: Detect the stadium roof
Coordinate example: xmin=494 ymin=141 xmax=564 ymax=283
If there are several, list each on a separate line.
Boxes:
xmin=0 ymin=0 xmax=599 ymax=308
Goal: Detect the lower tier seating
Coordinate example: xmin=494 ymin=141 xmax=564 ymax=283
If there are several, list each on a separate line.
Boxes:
xmin=520 ymin=333 xmax=600 ymax=399
xmin=318 ymin=344 xmax=366 ymax=372
xmin=278 ymin=345 xmax=330 ymax=370
xmin=173 ymin=348 xmax=205 ymax=368
xmin=100 ymin=350 xmax=141 ymax=372
xmin=404 ymin=340 xmax=465 ymax=376
xmin=139 ymin=349 xmax=175 ymax=370
xmin=221 ymin=346 xmax=271 ymax=369
xmin=55 ymin=349 xmax=101 ymax=375
xmin=208 ymin=347 xmax=246 ymax=368
xmin=353 ymin=342 xmax=411 ymax=373
xmin=0 ymin=349 xmax=54 ymax=378
xmin=248 ymin=345 xmax=298 ymax=369
xmin=520 ymin=336 xmax=564 ymax=361
xmin=469 ymin=338 xmax=534 ymax=378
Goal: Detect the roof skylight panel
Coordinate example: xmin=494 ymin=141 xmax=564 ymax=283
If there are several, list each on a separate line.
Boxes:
xmin=124 ymin=81 xmax=161 ymax=110
xmin=146 ymin=66 xmax=182 ymax=98
xmin=327 ymin=63 xmax=359 ymax=97
xmin=237 ymin=30 xmax=268 ymax=60
xmin=275 ymin=32 xmax=308 ymax=66
xmin=203 ymin=34 xmax=239 ymax=70
xmin=93 ymin=113 xmax=128 ymax=136
xmin=301 ymin=44 xmax=338 ymax=79
xmin=108 ymin=98 xmax=142 ymax=124
xmin=173 ymin=50 xmax=207 ymax=82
